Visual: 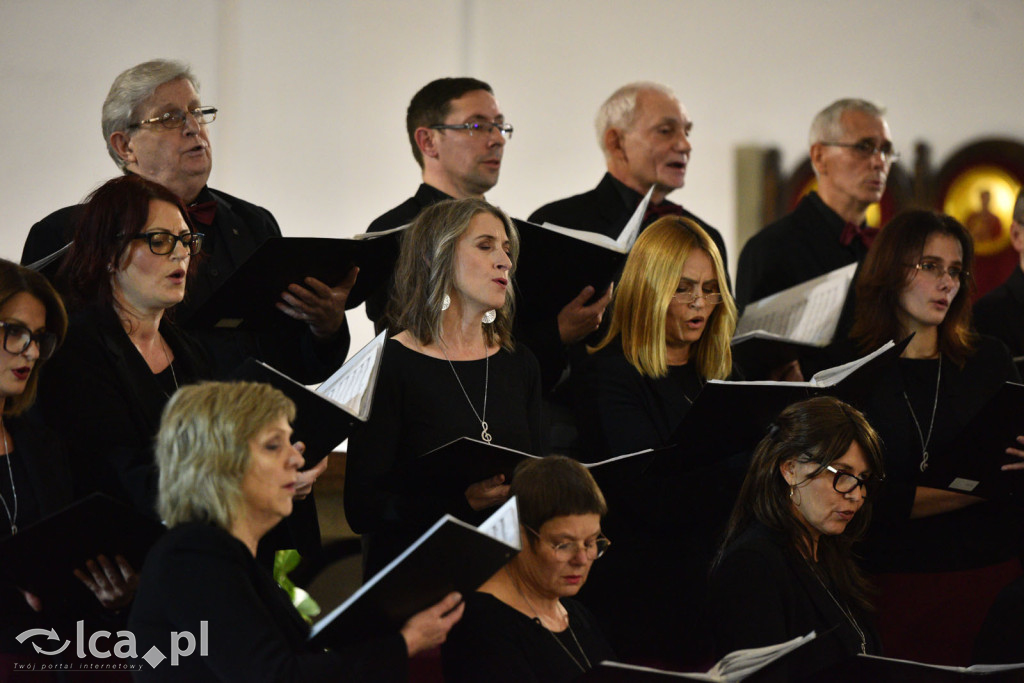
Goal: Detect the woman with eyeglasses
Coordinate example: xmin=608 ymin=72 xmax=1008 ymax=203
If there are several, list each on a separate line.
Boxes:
xmin=344 ymin=198 xmax=542 ymax=579
xmin=442 ymin=455 xmax=613 ymax=683
xmin=35 ymin=175 xmax=212 ymax=517
xmin=837 ymin=209 xmax=1024 ymax=665
xmin=569 ymin=215 xmax=739 ymax=666
xmin=710 ymin=397 xmax=885 ymax=681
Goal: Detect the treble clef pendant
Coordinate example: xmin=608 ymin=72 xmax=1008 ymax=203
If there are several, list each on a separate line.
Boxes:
xmin=481 ymin=422 xmax=493 ymax=443
xmin=919 ymin=452 xmax=929 ymax=472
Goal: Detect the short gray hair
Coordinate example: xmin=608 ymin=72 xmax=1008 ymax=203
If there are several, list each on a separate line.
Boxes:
xmin=594 ymin=81 xmax=678 ymax=158
xmin=1013 ymin=188 xmax=1024 ymax=225
xmin=102 ymin=59 xmax=200 ymax=170
xmin=156 ymin=382 xmax=296 ymax=529
xmin=808 ymin=98 xmax=886 ymax=147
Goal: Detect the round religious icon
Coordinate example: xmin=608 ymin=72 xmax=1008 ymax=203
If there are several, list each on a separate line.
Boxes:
xmin=942 ymin=166 xmax=1020 ymax=257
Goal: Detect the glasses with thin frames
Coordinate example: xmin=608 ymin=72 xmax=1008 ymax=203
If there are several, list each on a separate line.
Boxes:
xmin=0 ymin=321 xmax=58 ymax=360
xmin=821 ymin=139 xmax=900 ymax=163
xmin=524 ymin=525 xmax=610 ymax=560
xmin=910 ymin=261 xmax=967 ymax=283
xmin=130 ymin=231 xmax=205 ymax=256
xmin=430 ymin=122 xmax=514 ymax=139
xmin=130 ymin=106 xmax=218 ymax=130
xmin=673 ymin=288 xmax=724 ymax=305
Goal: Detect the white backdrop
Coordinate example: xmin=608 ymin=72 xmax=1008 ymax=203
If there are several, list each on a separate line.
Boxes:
xmin=4 ymin=0 xmax=1024 ymax=353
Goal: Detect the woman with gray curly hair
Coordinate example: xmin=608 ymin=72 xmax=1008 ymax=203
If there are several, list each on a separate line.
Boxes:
xmin=345 ymin=197 xmax=543 ymax=578
xmin=129 ymin=381 xmax=463 ymax=682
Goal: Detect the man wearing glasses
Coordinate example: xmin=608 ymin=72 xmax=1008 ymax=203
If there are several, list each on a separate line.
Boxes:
xmin=735 ymin=98 xmax=896 ymax=310
xmin=22 ymin=58 xmax=353 ymax=352
xmin=364 ymin=77 xmax=510 ymax=330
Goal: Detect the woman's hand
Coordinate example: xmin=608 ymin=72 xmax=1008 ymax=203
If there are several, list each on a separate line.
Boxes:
xmin=295 ymin=451 xmax=329 ymax=499
xmin=400 ymin=591 xmax=464 ymax=657
xmin=73 ymin=554 xmax=138 ymax=611
xmin=465 ymin=474 xmax=510 ymax=511
xmin=21 ymin=590 xmax=42 ymax=612
xmin=1002 ymin=435 xmax=1024 ymax=471
xmin=277 ymin=267 xmax=359 ymax=339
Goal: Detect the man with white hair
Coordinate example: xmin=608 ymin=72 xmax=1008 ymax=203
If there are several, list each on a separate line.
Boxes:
xmin=735 ymin=98 xmax=896 ymax=309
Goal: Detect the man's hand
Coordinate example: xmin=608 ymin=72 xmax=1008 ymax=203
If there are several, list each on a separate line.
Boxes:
xmin=557 ymin=284 xmax=613 ymax=345
xmin=73 ymin=554 xmax=138 ymax=611
xmin=465 ymin=474 xmax=510 ymax=511
xmin=295 ymin=453 xmax=329 ymax=500
xmin=277 ymin=266 xmax=359 ymax=339
xmin=401 ymin=592 xmax=465 ymax=657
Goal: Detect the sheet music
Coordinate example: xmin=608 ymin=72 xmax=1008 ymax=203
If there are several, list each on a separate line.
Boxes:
xmin=736 ymin=263 xmax=857 ymax=346
xmin=476 ymin=496 xmax=521 ymax=549
xmin=616 ymin=184 xmax=655 ymax=251
xmin=316 ymin=331 xmax=386 ymax=418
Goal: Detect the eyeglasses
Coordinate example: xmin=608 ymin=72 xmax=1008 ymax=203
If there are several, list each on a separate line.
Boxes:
xmin=823 ymin=465 xmax=882 ymax=498
xmin=524 ymin=525 xmax=610 ymax=560
xmin=0 ymin=322 xmax=58 ymax=360
xmin=430 ymin=122 xmax=514 ymax=139
xmin=130 ymin=231 xmax=205 ymax=256
xmin=129 ymin=106 xmax=218 ymax=130
xmin=910 ymin=261 xmax=967 ymax=283
xmin=821 ymin=139 xmax=900 ymax=163
xmin=673 ymin=288 xmax=724 ymax=305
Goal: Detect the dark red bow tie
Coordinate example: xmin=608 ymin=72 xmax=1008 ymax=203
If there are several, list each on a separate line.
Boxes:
xmin=187 ymin=200 xmax=217 ymax=226
xmin=642 ymin=200 xmax=683 ymax=224
xmin=839 ymin=221 xmax=879 ymax=249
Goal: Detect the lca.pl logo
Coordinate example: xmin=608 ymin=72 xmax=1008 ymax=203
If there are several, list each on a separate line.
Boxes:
xmin=15 ymin=621 xmax=209 ymax=669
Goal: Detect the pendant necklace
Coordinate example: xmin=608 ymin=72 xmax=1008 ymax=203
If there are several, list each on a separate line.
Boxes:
xmin=902 ymin=355 xmax=941 ymax=472
xmin=810 ymin=568 xmax=867 ymax=654
xmin=507 ymin=568 xmax=591 ymax=672
xmin=0 ymin=419 xmax=17 ymax=535
xmin=440 ymin=342 xmax=491 ymax=443
xmin=159 ymin=336 xmax=179 ymax=398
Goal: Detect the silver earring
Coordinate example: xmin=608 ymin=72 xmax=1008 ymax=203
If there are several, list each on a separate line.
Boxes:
xmin=482 ymin=309 xmax=497 ymax=324
xmin=441 ymin=294 xmax=451 ymax=311
xmin=106 ymin=263 xmax=114 ymax=273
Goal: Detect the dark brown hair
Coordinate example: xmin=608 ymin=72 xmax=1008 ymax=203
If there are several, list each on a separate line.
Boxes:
xmin=851 ymin=210 xmax=976 ymax=366
xmin=715 ymin=396 xmax=885 ymax=612
xmin=406 ymin=77 xmax=493 ymax=168
xmin=57 ymin=175 xmax=197 ymax=312
xmin=511 ymin=455 xmax=607 ymax=549
xmin=0 ymin=259 xmax=68 ymax=415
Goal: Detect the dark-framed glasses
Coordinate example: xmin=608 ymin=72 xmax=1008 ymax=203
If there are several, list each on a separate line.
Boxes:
xmin=524 ymin=525 xmax=610 ymax=560
xmin=130 ymin=106 xmax=218 ymax=130
xmin=673 ymin=288 xmax=724 ymax=305
xmin=823 ymin=465 xmax=881 ymax=497
xmin=130 ymin=231 xmax=205 ymax=256
xmin=430 ymin=121 xmax=514 ymax=139
xmin=821 ymin=139 xmax=900 ymax=163
xmin=0 ymin=322 xmax=58 ymax=360
xmin=911 ymin=260 xmax=966 ymax=283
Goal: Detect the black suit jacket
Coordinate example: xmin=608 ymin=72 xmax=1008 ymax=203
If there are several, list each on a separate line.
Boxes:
xmin=974 ymin=265 xmax=1024 ymax=360
xmin=710 ymin=524 xmax=880 ymax=682
xmin=130 ymin=523 xmax=408 ymax=683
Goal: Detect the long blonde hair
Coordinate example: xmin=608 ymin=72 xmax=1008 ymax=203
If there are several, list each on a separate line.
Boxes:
xmin=591 ymin=217 xmax=736 ymax=379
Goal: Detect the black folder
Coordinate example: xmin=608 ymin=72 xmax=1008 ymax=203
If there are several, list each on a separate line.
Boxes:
xmin=0 ymin=493 xmax=164 ymax=616
xmin=309 ymin=498 xmax=519 ymax=647
xmin=231 ymin=358 xmax=360 ymax=467
xmin=919 ymin=382 xmax=1024 ymax=503
xmin=391 ymin=437 xmax=540 ymax=498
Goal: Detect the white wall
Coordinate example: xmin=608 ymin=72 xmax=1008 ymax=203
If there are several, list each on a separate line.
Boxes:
xmin=4 ymin=0 xmax=1024 ymax=353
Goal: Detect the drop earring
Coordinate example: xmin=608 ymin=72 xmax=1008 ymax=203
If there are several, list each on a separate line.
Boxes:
xmin=441 ymin=294 xmax=451 ymax=311
xmin=482 ymin=309 xmax=496 ymax=324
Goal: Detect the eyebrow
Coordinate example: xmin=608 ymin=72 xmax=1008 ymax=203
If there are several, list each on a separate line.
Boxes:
xmin=464 ymin=114 xmax=505 ymax=123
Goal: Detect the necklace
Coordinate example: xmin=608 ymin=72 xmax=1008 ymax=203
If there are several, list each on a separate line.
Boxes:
xmin=440 ymin=343 xmax=491 ymax=443
xmin=0 ymin=419 xmax=17 ymax=535
xmin=810 ymin=567 xmax=867 ymax=654
xmin=902 ymin=355 xmax=941 ymax=472
xmin=507 ymin=568 xmax=591 ymax=672
xmin=159 ymin=336 xmax=179 ymax=397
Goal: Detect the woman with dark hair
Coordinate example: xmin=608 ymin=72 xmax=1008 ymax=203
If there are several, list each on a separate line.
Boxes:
xmin=442 ymin=455 xmax=613 ymax=682
xmin=344 ymin=197 xmax=543 ymax=578
xmin=710 ymin=396 xmax=885 ymax=681
xmin=842 ymin=209 xmax=1024 ymax=664
xmin=131 ymin=381 xmax=463 ymax=682
xmin=570 ymin=215 xmax=740 ymax=666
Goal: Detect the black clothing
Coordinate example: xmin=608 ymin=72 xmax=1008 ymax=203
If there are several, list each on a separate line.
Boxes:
xmin=441 ymin=592 xmax=613 ymax=683
xmin=974 ymin=265 xmax=1024 ymax=361
xmin=364 ymin=183 xmax=453 ymax=330
xmin=736 ymin=192 xmax=866 ymax=315
xmin=129 ymin=523 xmax=408 ymax=682
xmin=344 ymin=339 xmax=543 ymax=577
xmin=710 ymin=524 xmax=880 ymax=682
